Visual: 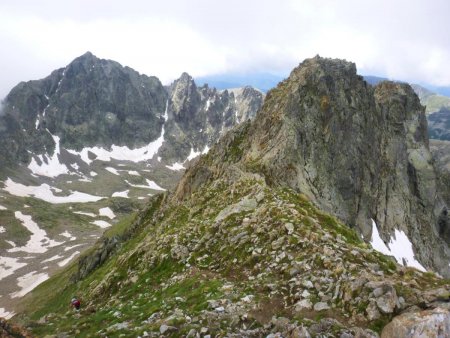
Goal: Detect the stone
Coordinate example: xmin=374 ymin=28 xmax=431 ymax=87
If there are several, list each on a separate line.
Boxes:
xmin=375 ymin=288 xmax=398 ymax=314
xmin=159 ymin=324 xmax=177 ymax=334
xmin=302 ymin=280 xmax=314 ymax=289
xmin=186 ymin=329 xmax=197 ymax=338
xmin=313 ymin=302 xmax=330 ymax=311
xmin=289 ymin=326 xmax=311 ymax=338
xmin=301 ymin=290 xmax=311 ymax=298
xmin=295 ymin=299 xmax=313 ymax=311
xmin=366 ymin=301 xmax=381 ymax=321
xmin=285 ymin=223 xmax=294 ymax=234
xmin=381 ymin=307 xmax=450 ymax=338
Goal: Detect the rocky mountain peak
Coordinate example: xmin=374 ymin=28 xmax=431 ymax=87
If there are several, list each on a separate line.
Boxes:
xmin=179 ymin=56 xmax=450 ymax=276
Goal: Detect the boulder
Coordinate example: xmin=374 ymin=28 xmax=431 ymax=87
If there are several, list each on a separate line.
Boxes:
xmin=381 ymin=307 xmax=450 ymax=338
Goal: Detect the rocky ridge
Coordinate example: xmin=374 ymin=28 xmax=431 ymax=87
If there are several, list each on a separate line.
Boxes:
xmin=12 ymin=57 xmax=450 ymax=337
xmin=180 ymin=56 xmax=450 ymax=276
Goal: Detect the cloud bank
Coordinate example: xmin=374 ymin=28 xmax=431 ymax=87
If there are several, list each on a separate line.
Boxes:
xmin=0 ymin=0 xmax=449 ymax=99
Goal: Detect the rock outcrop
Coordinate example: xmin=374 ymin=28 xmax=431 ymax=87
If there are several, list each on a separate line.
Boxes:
xmin=381 ymin=306 xmax=450 ymax=338
xmin=160 ymin=73 xmax=263 ymax=162
xmin=428 ymin=107 xmax=450 ymax=140
xmin=233 ymin=56 xmax=449 ymax=276
xmin=0 ymin=52 xmax=263 ymax=167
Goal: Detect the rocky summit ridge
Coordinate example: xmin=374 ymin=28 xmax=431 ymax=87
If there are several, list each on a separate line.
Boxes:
xmin=10 ymin=56 xmax=450 ymax=337
xmin=180 ymin=56 xmax=450 ymax=277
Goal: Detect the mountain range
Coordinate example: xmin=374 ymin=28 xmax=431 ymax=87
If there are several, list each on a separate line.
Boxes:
xmin=0 ymin=54 xmax=449 ymax=337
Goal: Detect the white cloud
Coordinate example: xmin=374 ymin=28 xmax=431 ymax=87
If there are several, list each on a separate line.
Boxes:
xmin=0 ymin=0 xmax=450 ymax=99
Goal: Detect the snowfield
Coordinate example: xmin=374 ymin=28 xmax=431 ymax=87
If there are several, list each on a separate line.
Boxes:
xmin=370 ymin=219 xmax=426 ymax=272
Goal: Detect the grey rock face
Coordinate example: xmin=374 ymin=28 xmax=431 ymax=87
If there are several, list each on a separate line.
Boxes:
xmin=160 ymin=73 xmax=263 ymax=163
xmin=0 ymin=52 xmax=263 ymax=168
xmin=381 ymin=306 xmax=450 ymax=338
xmin=237 ymin=56 xmax=450 ymax=276
xmin=428 ymin=108 xmax=450 ymax=140
xmin=0 ymin=52 xmax=167 ymax=164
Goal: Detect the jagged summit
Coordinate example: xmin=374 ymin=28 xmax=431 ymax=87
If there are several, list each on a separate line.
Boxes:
xmin=178 ymin=56 xmax=450 ymax=276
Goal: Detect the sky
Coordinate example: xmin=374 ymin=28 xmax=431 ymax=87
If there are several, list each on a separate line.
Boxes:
xmin=1 ymin=0 xmax=449 ymax=99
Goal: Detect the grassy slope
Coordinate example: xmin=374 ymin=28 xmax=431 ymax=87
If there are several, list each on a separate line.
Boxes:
xmin=14 ymin=175 xmax=449 ymax=337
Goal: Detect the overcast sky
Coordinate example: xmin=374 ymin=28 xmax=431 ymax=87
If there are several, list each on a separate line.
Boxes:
xmin=1 ymin=0 xmax=449 ymax=99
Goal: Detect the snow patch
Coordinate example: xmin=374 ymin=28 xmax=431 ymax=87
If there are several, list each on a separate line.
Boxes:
xmin=0 ymin=256 xmax=27 ymax=281
xmin=41 ymin=254 xmax=63 ymax=263
xmin=128 ymin=171 xmax=140 ymax=176
xmin=28 ymin=134 xmax=69 ymax=177
xmin=60 ymin=231 xmax=76 ymax=241
xmin=67 ymin=100 xmax=169 ymax=164
xmin=112 ymin=190 xmax=129 ymax=198
xmin=3 ymin=178 xmax=105 ymax=204
xmin=125 ymin=179 xmax=165 ymax=191
xmin=99 ymin=207 xmax=115 ymax=219
xmin=0 ymin=226 xmax=5 ymax=233
xmin=105 ymin=167 xmax=120 ymax=175
xmin=187 ymin=148 xmax=201 ymax=161
xmin=64 ymin=244 xmax=84 ymax=251
xmin=58 ymin=251 xmax=80 ymax=267
xmin=10 ymin=271 xmax=49 ymax=298
xmin=370 ymin=220 xmax=426 ymax=272
xmin=90 ymin=171 xmax=98 ymax=177
xmin=0 ymin=205 xmax=6 ymax=210
xmin=166 ymin=162 xmax=185 ymax=171
xmin=91 ymin=220 xmax=111 ymax=228
xmin=0 ymin=308 xmax=15 ymax=320
xmin=8 ymin=212 xmax=63 ymax=254
xmin=73 ymin=211 xmax=96 ymax=217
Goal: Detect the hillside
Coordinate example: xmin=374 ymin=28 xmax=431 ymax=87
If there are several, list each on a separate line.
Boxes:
xmin=0 ymin=53 xmax=263 ymax=319
xmin=10 ymin=57 xmax=450 ymax=337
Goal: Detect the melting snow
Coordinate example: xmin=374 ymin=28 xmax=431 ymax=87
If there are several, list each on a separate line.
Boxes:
xmin=28 ymin=134 xmax=69 ymax=177
xmin=60 ymin=231 xmax=76 ymax=240
xmin=370 ymin=219 xmax=426 ymax=272
xmin=0 ymin=308 xmax=15 ymax=319
xmin=0 ymin=226 xmax=5 ymax=233
xmin=166 ymin=162 xmax=185 ymax=171
xmin=7 ymin=212 xmax=63 ymax=254
xmin=187 ymin=148 xmax=201 ymax=161
xmin=73 ymin=211 xmax=96 ymax=217
xmin=128 ymin=170 xmax=140 ymax=176
xmin=67 ymin=101 xmax=169 ymax=164
xmin=10 ymin=271 xmax=49 ymax=298
xmin=105 ymin=167 xmax=120 ymax=175
xmin=57 ymin=251 xmax=80 ymax=267
xmin=0 ymin=256 xmax=27 ymax=281
xmin=112 ymin=190 xmax=129 ymax=198
xmin=125 ymin=179 xmax=165 ymax=191
xmin=90 ymin=171 xmax=98 ymax=177
xmin=91 ymin=220 xmax=111 ymax=228
xmin=99 ymin=207 xmax=115 ymax=219
xmin=41 ymin=254 xmax=63 ymax=263
xmin=3 ymin=178 xmax=105 ymax=204
xmin=0 ymin=205 xmax=6 ymax=210
xmin=70 ymin=163 xmax=79 ymax=170
xmin=64 ymin=244 xmax=84 ymax=251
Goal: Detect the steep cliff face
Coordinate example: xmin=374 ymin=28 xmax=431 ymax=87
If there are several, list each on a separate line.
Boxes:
xmin=178 ymin=56 xmax=450 ymax=276
xmin=159 ymin=73 xmax=263 ymax=163
xmin=0 ymin=52 xmax=167 ymax=165
xmin=0 ymin=53 xmax=263 ymax=169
